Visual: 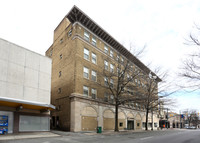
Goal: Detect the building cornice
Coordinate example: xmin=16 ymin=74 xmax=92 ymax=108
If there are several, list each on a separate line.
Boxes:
xmin=65 ymin=5 xmax=161 ymax=82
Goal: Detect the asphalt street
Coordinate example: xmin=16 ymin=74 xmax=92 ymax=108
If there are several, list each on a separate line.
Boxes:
xmin=136 ymin=129 xmax=200 ymax=143
xmin=0 ymin=129 xmax=200 ymax=143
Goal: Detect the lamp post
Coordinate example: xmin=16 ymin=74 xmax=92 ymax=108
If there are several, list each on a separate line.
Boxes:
xmin=149 ymin=72 xmax=157 ymax=131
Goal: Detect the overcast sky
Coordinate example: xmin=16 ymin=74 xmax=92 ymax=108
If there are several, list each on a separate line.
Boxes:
xmin=1 ymin=0 xmax=200 ymax=113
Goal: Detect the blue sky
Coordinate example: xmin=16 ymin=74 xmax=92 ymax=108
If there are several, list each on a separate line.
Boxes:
xmin=169 ymin=90 xmax=200 ymax=113
xmin=0 ymin=0 xmax=200 ymax=113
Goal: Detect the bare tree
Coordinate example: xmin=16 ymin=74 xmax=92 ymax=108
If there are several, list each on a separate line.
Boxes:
xmin=137 ymin=68 xmax=175 ymax=130
xmin=97 ymin=46 xmax=173 ymax=132
xmin=97 ymin=53 xmax=143 ymax=132
xmin=183 ymin=109 xmax=199 ymax=127
xmin=180 ymin=24 xmax=200 ymax=89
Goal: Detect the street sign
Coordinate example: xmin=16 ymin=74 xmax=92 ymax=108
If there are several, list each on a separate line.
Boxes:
xmin=181 ymin=114 xmax=184 ymax=118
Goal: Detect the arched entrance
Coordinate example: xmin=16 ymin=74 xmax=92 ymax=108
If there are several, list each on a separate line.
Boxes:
xmin=81 ymin=106 xmax=97 ymax=131
xmin=127 ymin=113 xmax=134 ymax=130
xmin=103 ymin=109 xmax=114 ymax=130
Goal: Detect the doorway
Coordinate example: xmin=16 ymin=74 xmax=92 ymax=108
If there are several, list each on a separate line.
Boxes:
xmin=127 ymin=120 xmax=134 ymax=130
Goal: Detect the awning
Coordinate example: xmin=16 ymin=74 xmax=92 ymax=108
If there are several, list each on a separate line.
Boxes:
xmin=0 ymin=97 xmax=55 ymax=111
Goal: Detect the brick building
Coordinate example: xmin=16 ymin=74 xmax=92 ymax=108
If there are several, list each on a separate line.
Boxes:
xmin=46 ymin=6 xmax=160 ymax=132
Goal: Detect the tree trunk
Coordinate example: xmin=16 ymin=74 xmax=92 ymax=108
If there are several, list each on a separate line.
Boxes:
xmin=145 ymin=109 xmax=149 ymax=130
xmin=115 ymin=104 xmax=119 ymax=132
xmin=151 ymin=110 xmax=153 ymax=130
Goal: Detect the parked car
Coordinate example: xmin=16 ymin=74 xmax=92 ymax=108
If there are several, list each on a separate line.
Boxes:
xmin=185 ymin=126 xmax=196 ymax=129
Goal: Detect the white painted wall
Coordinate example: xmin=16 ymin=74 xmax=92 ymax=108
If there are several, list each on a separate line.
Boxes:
xmin=0 ymin=38 xmax=52 ymax=104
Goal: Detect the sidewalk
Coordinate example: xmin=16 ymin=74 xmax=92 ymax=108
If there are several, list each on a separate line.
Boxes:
xmin=0 ymin=128 xmax=186 ymax=140
xmin=0 ymin=131 xmax=60 ymax=141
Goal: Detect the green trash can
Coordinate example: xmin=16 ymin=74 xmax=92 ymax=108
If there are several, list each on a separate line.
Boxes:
xmin=97 ymin=126 xmax=102 ymax=133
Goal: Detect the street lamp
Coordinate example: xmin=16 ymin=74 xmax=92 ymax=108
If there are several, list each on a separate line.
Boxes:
xmin=149 ymin=72 xmax=157 ymax=130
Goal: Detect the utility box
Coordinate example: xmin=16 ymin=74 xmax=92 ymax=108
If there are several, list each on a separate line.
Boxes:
xmin=0 ymin=115 xmax=8 ymax=135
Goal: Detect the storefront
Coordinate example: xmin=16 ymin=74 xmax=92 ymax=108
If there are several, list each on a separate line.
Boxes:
xmin=0 ymin=97 xmax=55 ymax=133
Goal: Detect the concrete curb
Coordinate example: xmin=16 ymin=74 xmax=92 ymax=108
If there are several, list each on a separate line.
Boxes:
xmin=0 ymin=132 xmax=60 ymax=141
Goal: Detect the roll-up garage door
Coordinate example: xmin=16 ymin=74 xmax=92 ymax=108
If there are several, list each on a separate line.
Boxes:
xmin=19 ymin=115 xmax=50 ymax=132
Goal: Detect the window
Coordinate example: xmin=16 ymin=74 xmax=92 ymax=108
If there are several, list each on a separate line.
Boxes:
xmin=104 ymin=77 xmax=108 ymax=86
xmin=128 ymin=87 xmax=133 ymax=95
xmin=91 ymin=70 xmax=97 ymax=81
xmin=121 ymin=58 xmax=124 ymax=63
xmin=110 ymin=78 xmax=114 ymax=88
xmin=104 ymin=45 xmax=108 ymax=54
xmin=110 ymin=50 xmax=113 ymax=57
xmin=83 ymin=67 xmax=89 ymax=79
xmin=60 ymin=54 xmax=62 ymax=59
xmin=119 ymin=122 xmax=123 ymax=127
xmin=104 ymin=93 xmax=109 ymax=102
xmin=84 ymin=31 xmax=90 ymax=41
xmin=84 ymin=48 xmax=89 ymax=60
xmin=135 ymin=79 xmax=138 ymax=85
xmin=141 ymin=82 xmax=144 ymax=87
xmin=148 ymin=123 xmax=152 ymax=127
xmin=68 ymin=29 xmax=72 ymax=37
xmin=91 ymin=53 xmax=97 ymax=64
xmin=130 ymin=65 xmax=133 ymax=71
xmin=116 ymin=55 xmax=120 ymax=61
xmin=59 ymin=71 xmax=61 ymax=77
xmin=154 ymin=123 xmax=157 ymax=127
xmin=138 ymin=80 xmax=141 ymax=86
xmin=110 ymin=64 xmax=114 ymax=72
xmin=135 ymin=103 xmax=138 ymax=108
xmin=104 ymin=60 xmax=108 ymax=70
xmin=58 ymin=88 xmax=61 ymax=94
xmin=50 ymin=49 xmax=53 ymax=56
xmin=92 ymin=36 xmax=97 ymax=46
xmin=91 ymin=88 xmax=97 ymax=99
xmin=83 ymin=86 xmax=89 ymax=96
xmin=57 ymin=105 xmax=61 ymax=111
xmin=117 ymin=68 xmax=120 ymax=74
xmin=137 ymin=123 xmax=140 ymax=127
xmin=60 ymin=38 xmax=63 ymax=43
xmin=142 ymin=122 xmax=146 ymax=128
xmin=110 ymin=95 xmax=114 ymax=103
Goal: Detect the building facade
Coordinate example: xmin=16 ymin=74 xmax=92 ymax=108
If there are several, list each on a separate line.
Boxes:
xmin=0 ymin=38 xmax=54 ymax=133
xmin=168 ymin=112 xmax=184 ymax=128
xmin=46 ymin=6 xmax=160 ymax=132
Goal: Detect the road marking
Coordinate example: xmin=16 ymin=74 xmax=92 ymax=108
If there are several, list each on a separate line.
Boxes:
xmin=140 ymin=136 xmax=153 ymax=140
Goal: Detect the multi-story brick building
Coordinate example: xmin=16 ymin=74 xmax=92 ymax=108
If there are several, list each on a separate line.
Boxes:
xmin=46 ymin=5 xmax=160 ymax=132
